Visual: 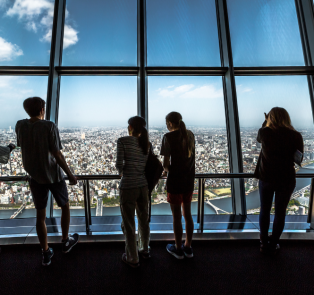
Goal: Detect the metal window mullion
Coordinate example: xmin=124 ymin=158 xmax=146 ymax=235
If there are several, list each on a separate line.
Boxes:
xmin=46 ymin=0 xmax=66 ymax=218
xmin=216 ymin=0 xmax=246 ymax=215
xmin=137 ymin=0 xmax=148 ymax=124
xmin=295 ymin=0 xmax=314 ymax=225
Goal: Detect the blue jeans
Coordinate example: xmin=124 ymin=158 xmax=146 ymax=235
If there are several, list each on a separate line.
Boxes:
xmin=259 ymin=180 xmax=295 ymax=244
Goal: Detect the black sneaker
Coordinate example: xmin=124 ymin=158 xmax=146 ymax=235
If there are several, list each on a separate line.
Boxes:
xmin=42 ymin=248 xmax=54 ymax=266
xmin=139 ymin=250 xmax=151 ymax=259
xmin=181 ymin=243 xmax=194 ymax=258
xmin=166 ymin=244 xmax=184 ymax=259
xmin=122 ymin=253 xmax=140 ymax=268
xmin=62 ymin=233 xmax=79 ymax=253
xmin=260 ymin=236 xmax=280 ymax=255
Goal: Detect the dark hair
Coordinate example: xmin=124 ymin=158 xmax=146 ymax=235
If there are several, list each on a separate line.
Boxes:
xmin=267 ymin=107 xmax=295 ymax=131
xmin=128 ymin=116 xmax=149 ymax=155
xmin=166 ymin=112 xmax=193 ymax=158
xmin=23 ymin=97 xmax=46 ymax=117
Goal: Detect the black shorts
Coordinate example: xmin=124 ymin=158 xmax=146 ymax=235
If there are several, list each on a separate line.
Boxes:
xmin=29 ymin=178 xmax=69 ymax=210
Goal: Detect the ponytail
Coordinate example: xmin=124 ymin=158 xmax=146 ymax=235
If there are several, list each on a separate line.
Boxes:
xmin=179 ymin=120 xmax=189 ymax=157
xmin=139 ymin=126 xmax=149 ymax=155
xmin=166 ymin=112 xmax=193 ymax=158
xmin=128 ymin=116 xmax=149 ymax=155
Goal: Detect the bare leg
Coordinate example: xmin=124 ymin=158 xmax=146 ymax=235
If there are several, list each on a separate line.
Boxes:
xmin=170 ymin=204 xmax=182 ymax=248
xmin=61 ymin=202 xmax=70 ymax=241
xmin=36 ymin=209 xmax=48 ymax=251
xmin=182 ymin=202 xmax=194 ymax=248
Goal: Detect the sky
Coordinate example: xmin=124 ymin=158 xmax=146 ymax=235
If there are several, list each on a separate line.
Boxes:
xmin=0 ymin=0 xmax=313 ymax=131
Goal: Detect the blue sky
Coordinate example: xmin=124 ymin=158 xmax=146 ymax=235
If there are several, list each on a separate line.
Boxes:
xmin=0 ymin=0 xmax=313 ymax=131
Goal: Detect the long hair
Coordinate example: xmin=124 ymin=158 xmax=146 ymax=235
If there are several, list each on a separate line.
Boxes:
xmin=166 ymin=112 xmax=193 ymax=158
xmin=267 ymin=107 xmax=295 ymax=131
xmin=128 ymin=116 xmax=149 ymax=155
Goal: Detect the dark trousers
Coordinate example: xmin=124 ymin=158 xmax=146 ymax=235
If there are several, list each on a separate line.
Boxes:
xmin=259 ymin=179 xmax=295 ymax=244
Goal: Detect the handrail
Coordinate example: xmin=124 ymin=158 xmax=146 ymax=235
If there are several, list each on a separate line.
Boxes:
xmin=1 ymin=172 xmax=314 ymax=182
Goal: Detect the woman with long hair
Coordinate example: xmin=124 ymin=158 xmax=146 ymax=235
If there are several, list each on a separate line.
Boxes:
xmin=254 ymin=107 xmax=303 ymax=254
xmin=161 ymin=112 xmax=195 ymax=259
xmin=116 ymin=116 xmax=150 ymax=267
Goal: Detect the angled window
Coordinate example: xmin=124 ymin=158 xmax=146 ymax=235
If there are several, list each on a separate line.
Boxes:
xmin=236 ymin=76 xmax=312 ymax=216
xmin=57 ymin=76 xmax=137 ymax=216
xmin=62 ymin=0 xmax=137 ymax=66
xmin=227 ymin=0 xmax=304 ymax=66
xmin=148 ymin=76 xmax=231 ymax=216
xmin=0 ymin=76 xmax=48 ymax=219
xmin=0 ymin=0 xmax=54 ymax=65
xmin=147 ymin=0 xmax=221 ymax=66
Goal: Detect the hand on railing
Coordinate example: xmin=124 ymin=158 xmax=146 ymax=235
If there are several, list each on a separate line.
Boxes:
xmin=68 ymin=174 xmax=78 ymax=185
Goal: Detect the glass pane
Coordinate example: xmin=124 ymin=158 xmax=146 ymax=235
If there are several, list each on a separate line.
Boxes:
xmin=62 ymin=0 xmax=137 ymax=66
xmin=227 ymin=0 xmax=304 ymax=66
xmin=0 ymin=76 xmax=48 ymax=178
xmin=91 ymin=180 xmax=121 ymax=217
xmin=147 ymin=0 xmax=221 ymax=66
xmin=0 ymin=1 xmax=54 ymax=65
xmin=57 ymin=76 xmax=136 ymax=216
xmin=149 ymin=76 xmax=230 ymax=216
xmin=0 ymin=181 xmax=35 ymax=219
xmin=53 ymin=180 xmax=85 ymax=217
xmin=149 ymin=76 xmax=229 ymax=173
xmin=58 ymin=76 xmax=137 ymax=177
xmin=236 ymin=76 xmax=312 ymax=215
xmin=245 ymin=177 xmax=310 ymax=216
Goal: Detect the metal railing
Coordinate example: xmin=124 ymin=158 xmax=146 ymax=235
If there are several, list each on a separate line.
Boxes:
xmin=1 ymin=173 xmax=314 ymax=234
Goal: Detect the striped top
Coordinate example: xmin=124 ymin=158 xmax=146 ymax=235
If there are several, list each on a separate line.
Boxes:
xmin=0 ymin=146 xmax=10 ymax=164
xmin=116 ymin=136 xmax=149 ymax=190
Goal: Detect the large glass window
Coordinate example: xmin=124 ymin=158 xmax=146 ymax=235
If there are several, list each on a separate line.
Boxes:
xmin=227 ymin=0 xmax=304 ymax=66
xmin=0 ymin=0 xmax=54 ymax=65
xmin=148 ymin=76 xmax=231 ymax=215
xmin=147 ymin=0 xmax=220 ymax=66
xmin=236 ymin=76 xmax=312 ymax=216
xmin=62 ymin=0 xmax=137 ymax=66
xmin=57 ymin=76 xmax=137 ymax=216
xmin=0 ymin=76 xmax=48 ymax=177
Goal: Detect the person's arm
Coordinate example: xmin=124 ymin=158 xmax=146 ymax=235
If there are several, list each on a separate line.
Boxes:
xmin=160 ymin=135 xmax=171 ymax=175
xmin=163 ymin=156 xmax=170 ymax=173
xmin=8 ymin=143 xmax=16 ymax=152
xmin=116 ymin=139 xmax=124 ymax=176
xmin=51 ymin=150 xmax=77 ymax=185
xmin=296 ymin=133 xmax=304 ymax=163
xmin=256 ymin=117 xmax=267 ymax=143
xmin=49 ymin=123 xmax=77 ymax=185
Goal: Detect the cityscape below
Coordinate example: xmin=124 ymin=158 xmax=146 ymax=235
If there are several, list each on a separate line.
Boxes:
xmin=0 ymin=125 xmax=313 ymax=219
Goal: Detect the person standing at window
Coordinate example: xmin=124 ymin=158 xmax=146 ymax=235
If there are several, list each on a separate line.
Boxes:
xmin=255 ymin=107 xmax=303 ymax=254
xmin=15 ymin=97 xmax=79 ymax=266
xmin=116 ymin=116 xmax=150 ymax=268
xmin=161 ymin=112 xmax=195 ymax=259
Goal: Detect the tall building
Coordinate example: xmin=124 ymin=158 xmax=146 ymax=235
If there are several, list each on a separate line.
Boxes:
xmin=96 ymin=197 xmax=103 ymax=216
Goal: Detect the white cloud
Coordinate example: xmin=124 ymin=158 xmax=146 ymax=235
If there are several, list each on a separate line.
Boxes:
xmin=237 ymin=84 xmax=253 ymax=93
xmin=157 ymin=84 xmax=223 ymax=100
xmin=0 ymin=0 xmax=7 ymax=8
xmin=6 ymin=0 xmax=78 ymax=48
xmin=158 ymin=84 xmax=195 ymax=98
xmin=181 ymin=85 xmax=223 ymax=99
xmin=63 ymin=24 xmax=78 ymax=49
xmin=0 ymin=77 xmax=17 ymax=88
xmin=0 ymin=37 xmax=23 ymax=61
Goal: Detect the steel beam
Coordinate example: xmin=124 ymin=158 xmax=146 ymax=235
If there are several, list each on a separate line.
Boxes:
xmin=137 ymin=0 xmax=148 ymax=123
xmin=216 ymin=0 xmax=246 ymax=215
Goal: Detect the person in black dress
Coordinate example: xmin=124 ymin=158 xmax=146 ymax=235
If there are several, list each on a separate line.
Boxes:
xmin=161 ymin=112 xmax=195 ymax=259
xmin=254 ymin=107 xmax=303 ymax=254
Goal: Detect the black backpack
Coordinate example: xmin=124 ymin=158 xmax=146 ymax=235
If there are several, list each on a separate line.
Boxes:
xmin=145 ymin=145 xmax=163 ymax=195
